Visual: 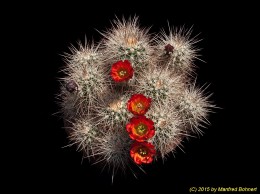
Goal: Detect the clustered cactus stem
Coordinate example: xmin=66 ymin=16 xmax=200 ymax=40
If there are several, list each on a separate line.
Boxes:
xmin=58 ymin=16 xmax=215 ymax=178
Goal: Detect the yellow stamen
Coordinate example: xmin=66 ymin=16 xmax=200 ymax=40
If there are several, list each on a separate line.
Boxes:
xmin=136 ymin=102 xmax=143 ymax=109
xmin=118 ymin=70 xmax=127 ymax=77
xmin=138 ymin=147 xmax=148 ymax=156
xmin=136 ymin=124 xmax=147 ymax=135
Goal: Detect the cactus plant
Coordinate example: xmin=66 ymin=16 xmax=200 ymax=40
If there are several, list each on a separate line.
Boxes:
xmin=58 ymin=16 xmax=215 ymax=178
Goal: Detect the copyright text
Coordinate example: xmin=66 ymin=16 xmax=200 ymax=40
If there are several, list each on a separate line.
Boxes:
xmin=189 ymin=187 xmax=257 ymax=192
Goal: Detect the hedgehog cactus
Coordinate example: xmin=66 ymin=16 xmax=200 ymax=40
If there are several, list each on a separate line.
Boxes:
xmin=58 ymin=16 xmax=215 ymax=178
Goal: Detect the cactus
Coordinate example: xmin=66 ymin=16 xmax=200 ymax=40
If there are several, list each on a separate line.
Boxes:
xmin=146 ymin=99 xmax=184 ymax=159
xmin=133 ymin=66 xmax=185 ymax=103
xmin=67 ymin=117 xmax=100 ymax=157
xmin=58 ymin=16 xmax=215 ymax=178
xmin=155 ymin=26 xmax=200 ymax=76
xmin=176 ymin=83 xmax=215 ymax=135
xmin=94 ymin=92 xmax=131 ymax=128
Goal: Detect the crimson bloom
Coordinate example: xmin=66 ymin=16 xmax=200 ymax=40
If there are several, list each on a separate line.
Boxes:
xmin=130 ymin=141 xmax=156 ymax=165
xmin=127 ymin=94 xmax=151 ymax=115
xmin=110 ymin=60 xmax=134 ymax=82
xmin=126 ymin=116 xmax=155 ymax=142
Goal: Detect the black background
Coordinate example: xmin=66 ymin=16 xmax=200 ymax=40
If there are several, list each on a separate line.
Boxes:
xmin=8 ymin=1 xmax=259 ymax=193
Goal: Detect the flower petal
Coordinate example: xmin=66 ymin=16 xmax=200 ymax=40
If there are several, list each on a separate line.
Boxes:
xmin=126 ymin=116 xmax=155 ymax=142
xmin=127 ymin=94 xmax=151 ymax=115
xmin=130 ymin=141 xmax=156 ymax=165
xmin=110 ymin=60 xmax=134 ymax=82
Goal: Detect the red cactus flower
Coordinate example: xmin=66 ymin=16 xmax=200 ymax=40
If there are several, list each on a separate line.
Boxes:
xmin=110 ymin=60 xmax=134 ymax=82
xmin=126 ymin=116 xmax=155 ymax=142
xmin=130 ymin=141 xmax=156 ymax=165
xmin=127 ymin=94 xmax=151 ymax=115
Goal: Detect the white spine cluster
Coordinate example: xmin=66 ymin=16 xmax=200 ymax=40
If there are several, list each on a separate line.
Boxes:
xmin=62 ymin=42 xmax=110 ymax=116
xmin=93 ymin=128 xmax=133 ymax=175
xmin=133 ymin=66 xmax=184 ymax=103
xmin=147 ymin=100 xmax=184 ymax=159
xmin=94 ymin=92 xmax=131 ymax=128
xmin=156 ymin=27 xmax=200 ymax=76
xmin=68 ymin=118 xmax=99 ymax=157
xmin=101 ymin=16 xmax=155 ymax=71
xmin=176 ymin=84 xmax=215 ymax=135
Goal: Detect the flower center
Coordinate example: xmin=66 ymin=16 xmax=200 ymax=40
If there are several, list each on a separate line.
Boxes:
xmin=136 ymin=123 xmax=147 ymax=135
xmin=138 ymin=147 xmax=148 ymax=156
xmin=136 ymin=102 xmax=143 ymax=109
xmin=118 ymin=69 xmax=127 ymax=77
